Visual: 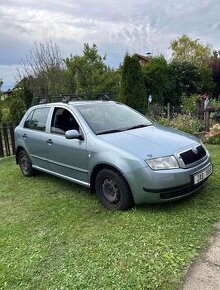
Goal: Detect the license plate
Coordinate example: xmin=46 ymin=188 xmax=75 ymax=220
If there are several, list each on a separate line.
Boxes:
xmin=193 ymin=165 xmax=212 ymax=185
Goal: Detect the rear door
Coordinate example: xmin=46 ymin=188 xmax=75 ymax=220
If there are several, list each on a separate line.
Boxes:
xmin=21 ymin=106 xmax=51 ymax=169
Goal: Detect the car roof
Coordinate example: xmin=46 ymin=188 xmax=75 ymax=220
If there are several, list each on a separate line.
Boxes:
xmin=33 ymin=100 xmax=117 ymax=108
xmin=69 ymin=100 xmax=116 ymax=106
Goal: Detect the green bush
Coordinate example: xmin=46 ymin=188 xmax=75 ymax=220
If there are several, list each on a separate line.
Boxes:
xmin=181 ymin=94 xmax=201 ymax=114
xmin=204 ymin=123 xmax=220 ymax=144
xmin=157 ymin=114 xmax=204 ymax=134
xmin=1 ymin=107 xmax=10 ymax=123
xmin=210 ymin=99 xmax=220 ymax=110
xmin=155 ymin=116 xmax=170 ymax=126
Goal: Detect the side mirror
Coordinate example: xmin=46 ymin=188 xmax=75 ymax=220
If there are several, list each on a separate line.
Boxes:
xmin=65 ymin=129 xmax=83 ymax=140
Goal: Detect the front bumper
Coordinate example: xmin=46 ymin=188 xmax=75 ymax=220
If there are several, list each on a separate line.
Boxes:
xmin=124 ymin=155 xmax=212 ymax=204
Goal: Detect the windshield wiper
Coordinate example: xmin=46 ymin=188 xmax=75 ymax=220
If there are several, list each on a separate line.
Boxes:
xmin=124 ymin=124 xmax=151 ymax=131
xmin=96 ymin=124 xmax=151 ymax=135
xmin=96 ymin=129 xmax=125 ymax=135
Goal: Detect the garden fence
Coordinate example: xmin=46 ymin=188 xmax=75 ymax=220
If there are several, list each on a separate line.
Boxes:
xmin=0 ymin=124 xmax=15 ymax=157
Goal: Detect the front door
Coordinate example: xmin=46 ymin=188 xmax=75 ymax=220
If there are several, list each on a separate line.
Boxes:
xmin=46 ymin=107 xmax=89 ymax=186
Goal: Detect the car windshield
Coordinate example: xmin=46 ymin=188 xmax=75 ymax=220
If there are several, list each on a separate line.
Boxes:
xmin=75 ymin=102 xmax=153 ymax=135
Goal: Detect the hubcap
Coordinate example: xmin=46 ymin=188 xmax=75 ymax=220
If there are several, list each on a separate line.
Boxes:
xmin=20 ymin=154 xmax=29 ymax=172
xmin=101 ymin=178 xmax=120 ymax=204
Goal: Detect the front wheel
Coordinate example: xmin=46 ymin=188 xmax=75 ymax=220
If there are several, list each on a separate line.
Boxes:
xmin=95 ymin=169 xmax=133 ymax=210
xmin=18 ymin=150 xmax=35 ymax=177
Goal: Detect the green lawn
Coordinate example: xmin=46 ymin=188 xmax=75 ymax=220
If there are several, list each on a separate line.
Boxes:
xmin=0 ymin=145 xmax=220 ymax=290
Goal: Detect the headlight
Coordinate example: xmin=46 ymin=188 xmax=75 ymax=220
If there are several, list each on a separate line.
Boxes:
xmin=146 ymin=156 xmax=179 ymax=170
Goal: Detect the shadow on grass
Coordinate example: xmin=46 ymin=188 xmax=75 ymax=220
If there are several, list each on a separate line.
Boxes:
xmin=29 ymin=170 xmax=215 ymax=215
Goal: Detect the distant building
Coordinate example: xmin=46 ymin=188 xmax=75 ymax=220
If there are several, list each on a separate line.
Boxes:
xmin=135 ymin=53 xmax=151 ymax=66
xmin=0 ymin=89 xmax=13 ymax=101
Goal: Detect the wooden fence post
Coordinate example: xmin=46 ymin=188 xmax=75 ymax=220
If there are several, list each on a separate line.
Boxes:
xmin=9 ymin=125 xmax=15 ymax=154
xmin=0 ymin=124 xmax=16 ymax=157
xmin=3 ymin=124 xmax=10 ymax=156
xmin=0 ymin=128 xmax=4 ymax=157
xmin=167 ymin=103 xmax=170 ymax=120
xmin=204 ymin=110 xmax=210 ymax=132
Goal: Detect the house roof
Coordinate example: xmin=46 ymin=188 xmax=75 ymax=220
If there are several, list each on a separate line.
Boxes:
xmin=135 ymin=53 xmax=150 ymax=63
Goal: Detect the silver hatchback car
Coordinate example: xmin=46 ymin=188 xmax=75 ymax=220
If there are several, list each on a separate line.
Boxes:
xmin=15 ymin=100 xmax=212 ymax=210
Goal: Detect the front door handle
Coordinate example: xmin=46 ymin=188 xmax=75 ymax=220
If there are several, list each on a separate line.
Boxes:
xmin=47 ymin=139 xmax=53 ymax=145
xmin=22 ymin=134 xmax=27 ymax=139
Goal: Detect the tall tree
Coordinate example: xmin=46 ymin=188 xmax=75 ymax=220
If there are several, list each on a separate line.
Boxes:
xmin=143 ymin=56 xmax=174 ymax=105
xmin=170 ymin=35 xmax=213 ymax=67
xmin=209 ymin=51 xmax=220 ymax=98
xmin=65 ymin=44 xmax=119 ymax=98
xmin=120 ymin=54 xmax=147 ymax=113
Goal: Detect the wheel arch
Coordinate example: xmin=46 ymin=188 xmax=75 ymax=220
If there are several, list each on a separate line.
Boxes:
xmin=90 ymin=163 xmax=133 ymax=199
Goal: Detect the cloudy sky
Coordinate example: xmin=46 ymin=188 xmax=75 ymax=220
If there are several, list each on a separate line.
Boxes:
xmin=0 ymin=0 xmax=220 ymax=90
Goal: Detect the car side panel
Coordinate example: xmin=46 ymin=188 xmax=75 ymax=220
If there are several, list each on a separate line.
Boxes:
xmin=17 ymin=127 xmax=50 ymax=169
xmin=46 ymin=134 xmax=89 ymax=183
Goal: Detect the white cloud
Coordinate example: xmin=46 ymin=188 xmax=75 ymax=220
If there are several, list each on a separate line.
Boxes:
xmin=0 ymin=0 xmax=220 ymax=88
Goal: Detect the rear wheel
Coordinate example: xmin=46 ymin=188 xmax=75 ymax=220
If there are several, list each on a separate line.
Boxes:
xmin=18 ymin=150 xmax=35 ymax=177
xmin=95 ymin=168 xmax=133 ymax=210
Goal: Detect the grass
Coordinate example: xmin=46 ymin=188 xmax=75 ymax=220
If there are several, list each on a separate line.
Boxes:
xmin=0 ymin=145 xmax=220 ymax=290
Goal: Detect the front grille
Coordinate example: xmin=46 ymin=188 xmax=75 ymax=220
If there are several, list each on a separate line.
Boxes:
xmin=180 ymin=145 xmax=206 ymax=166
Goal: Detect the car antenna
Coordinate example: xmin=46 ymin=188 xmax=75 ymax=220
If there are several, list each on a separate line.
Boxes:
xmin=39 ymin=98 xmax=48 ymax=104
xmin=103 ymin=94 xmax=110 ymax=101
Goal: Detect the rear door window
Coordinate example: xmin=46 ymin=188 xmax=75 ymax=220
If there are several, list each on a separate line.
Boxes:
xmin=24 ymin=107 xmax=50 ymax=131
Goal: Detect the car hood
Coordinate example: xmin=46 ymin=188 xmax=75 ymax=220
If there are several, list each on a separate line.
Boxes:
xmin=98 ymin=124 xmax=200 ymax=159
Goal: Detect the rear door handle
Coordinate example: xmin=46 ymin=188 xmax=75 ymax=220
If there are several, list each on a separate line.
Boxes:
xmin=47 ymin=139 xmax=53 ymax=145
xmin=22 ymin=134 xmax=27 ymax=139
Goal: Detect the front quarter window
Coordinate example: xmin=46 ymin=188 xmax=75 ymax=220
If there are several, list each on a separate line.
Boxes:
xmin=50 ymin=108 xmax=80 ymax=135
xmin=24 ymin=107 xmax=50 ymax=131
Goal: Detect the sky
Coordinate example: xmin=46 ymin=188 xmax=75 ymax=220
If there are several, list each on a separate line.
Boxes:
xmin=0 ymin=0 xmax=220 ymax=91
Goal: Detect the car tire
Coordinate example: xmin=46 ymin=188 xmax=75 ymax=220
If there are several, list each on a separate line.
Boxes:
xmin=95 ymin=168 xmax=133 ymax=210
xmin=18 ymin=150 xmax=35 ymax=177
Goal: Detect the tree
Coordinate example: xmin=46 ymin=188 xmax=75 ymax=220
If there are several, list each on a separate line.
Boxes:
xmin=65 ymin=44 xmax=119 ymax=97
xmin=170 ymin=34 xmax=213 ymax=67
xmin=209 ymin=51 xmax=220 ymax=97
xmin=18 ymin=40 xmax=69 ymax=101
xmin=142 ymin=56 xmax=175 ymax=105
xmin=0 ymin=86 xmax=26 ymax=124
xmin=13 ymin=77 xmax=34 ymax=109
xmin=120 ymin=54 xmax=147 ymax=113
xmin=0 ymin=79 xmax=3 ymax=90
xmin=8 ymin=95 xmax=26 ymax=125
xmin=198 ymin=65 xmax=215 ymax=94
xmin=169 ymin=61 xmax=201 ymax=100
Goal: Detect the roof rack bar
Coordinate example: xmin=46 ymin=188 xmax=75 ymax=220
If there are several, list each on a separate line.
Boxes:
xmin=36 ymin=93 xmax=111 ymax=104
xmin=60 ymin=93 xmax=111 ymax=102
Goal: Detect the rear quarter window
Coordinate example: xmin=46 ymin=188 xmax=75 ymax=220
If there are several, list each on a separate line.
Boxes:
xmin=24 ymin=107 xmax=50 ymax=131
